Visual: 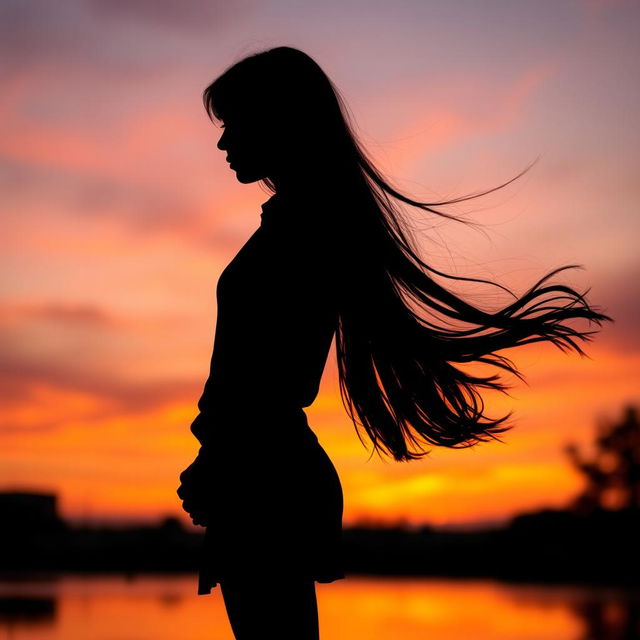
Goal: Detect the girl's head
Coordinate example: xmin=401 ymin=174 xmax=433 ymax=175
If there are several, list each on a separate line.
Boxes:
xmin=203 ymin=46 xmax=357 ymax=192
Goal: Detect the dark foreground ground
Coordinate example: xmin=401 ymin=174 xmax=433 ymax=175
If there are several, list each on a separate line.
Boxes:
xmin=1 ymin=507 xmax=638 ymax=586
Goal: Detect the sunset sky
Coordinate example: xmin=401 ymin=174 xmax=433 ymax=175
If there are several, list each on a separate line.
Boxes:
xmin=2 ymin=0 xmax=638 ymax=531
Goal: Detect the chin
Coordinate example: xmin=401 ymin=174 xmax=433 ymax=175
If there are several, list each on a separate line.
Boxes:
xmin=234 ymin=169 xmax=264 ymax=184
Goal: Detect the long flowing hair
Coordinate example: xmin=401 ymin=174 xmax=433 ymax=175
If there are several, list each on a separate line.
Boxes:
xmin=203 ymin=46 xmax=614 ymax=462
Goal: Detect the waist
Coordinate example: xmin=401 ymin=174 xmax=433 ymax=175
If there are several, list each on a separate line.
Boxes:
xmin=190 ymin=405 xmax=318 ymax=447
xmin=197 ymin=401 xmax=309 ymax=422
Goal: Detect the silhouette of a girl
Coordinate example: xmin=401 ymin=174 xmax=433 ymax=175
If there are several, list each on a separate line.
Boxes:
xmin=177 ymin=46 xmax=613 ymax=639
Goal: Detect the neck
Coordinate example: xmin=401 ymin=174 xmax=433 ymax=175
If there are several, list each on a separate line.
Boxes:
xmin=270 ymin=169 xmax=313 ymax=199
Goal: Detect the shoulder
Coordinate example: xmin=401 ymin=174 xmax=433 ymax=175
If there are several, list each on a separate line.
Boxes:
xmin=262 ymin=190 xmax=356 ymax=267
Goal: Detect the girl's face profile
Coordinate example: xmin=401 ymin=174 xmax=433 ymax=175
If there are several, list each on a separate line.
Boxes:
xmin=216 ymin=112 xmax=275 ymax=185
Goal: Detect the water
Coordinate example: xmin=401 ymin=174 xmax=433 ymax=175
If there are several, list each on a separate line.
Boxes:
xmin=0 ymin=573 xmax=638 ymax=639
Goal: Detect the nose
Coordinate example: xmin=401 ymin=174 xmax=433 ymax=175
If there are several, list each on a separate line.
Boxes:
xmin=217 ymin=129 xmax=228 ymax=152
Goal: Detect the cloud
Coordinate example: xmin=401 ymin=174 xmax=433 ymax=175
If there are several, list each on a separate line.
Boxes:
xmin=0 ymin=299 xmax=206 ymax=432
xmin=381 ymin=62 xmax=555 ymax=171
xmin=1 ymin=0 xmax=256 ymax=81
xmin=86 ymin=0 xmax=257 ymax=33
xmin=0 ymin=348 xmax=199 ymax=433
xmin=0 ymin=1 xmax=163 ymax=84
xmin=0 ymin=156 xmax=221 ymax=249
xmin=592 ymin=266 xmax=640 ymax=351
xmin=2 ymin=301 xmax=117 ymax=328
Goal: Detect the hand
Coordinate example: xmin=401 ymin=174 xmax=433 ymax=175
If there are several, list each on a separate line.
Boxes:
xmin=180 ymin=495 xmax=211 ymax=527
xmin=177 ymin=452 xmax=214 ymax=527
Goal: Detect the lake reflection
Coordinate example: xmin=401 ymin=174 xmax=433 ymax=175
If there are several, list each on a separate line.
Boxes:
xmin=0 ymin=574 xmax=638 ymax=639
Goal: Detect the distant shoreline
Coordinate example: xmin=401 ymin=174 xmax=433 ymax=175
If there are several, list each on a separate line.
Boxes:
xmin=2 ymin=507 xmax=638 ymax=587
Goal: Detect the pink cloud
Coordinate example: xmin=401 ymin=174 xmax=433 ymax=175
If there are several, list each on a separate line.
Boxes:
xmin=381 ymin=63 xmax=555 ymax=170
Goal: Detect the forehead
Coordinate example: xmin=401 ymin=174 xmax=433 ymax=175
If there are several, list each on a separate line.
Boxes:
xmin=216 ymin=95 xmax=268 ymax=126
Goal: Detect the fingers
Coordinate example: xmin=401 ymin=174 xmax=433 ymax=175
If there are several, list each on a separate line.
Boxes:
xmin=179 ymin=461 xmax=212 ymax=489
xmin=177 ymin=458 xmax=215 ymax=527
xmin=180 ymin=494 xmax=212 ymax=527
xmin=185 ymin=505 xmax=209 ymax=527
xmin=176 ymin=480 xmax=208 ymax=501
xmin=176 ymin=482 xmax=194 ymax=501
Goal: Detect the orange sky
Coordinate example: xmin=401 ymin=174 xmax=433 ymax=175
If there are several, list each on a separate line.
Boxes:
xmin=1 ymin=0 xmax=638 ymax=530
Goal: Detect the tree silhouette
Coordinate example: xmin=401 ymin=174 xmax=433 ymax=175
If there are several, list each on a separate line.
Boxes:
xmin=565 ymin=405 xmax=640 ymax=514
